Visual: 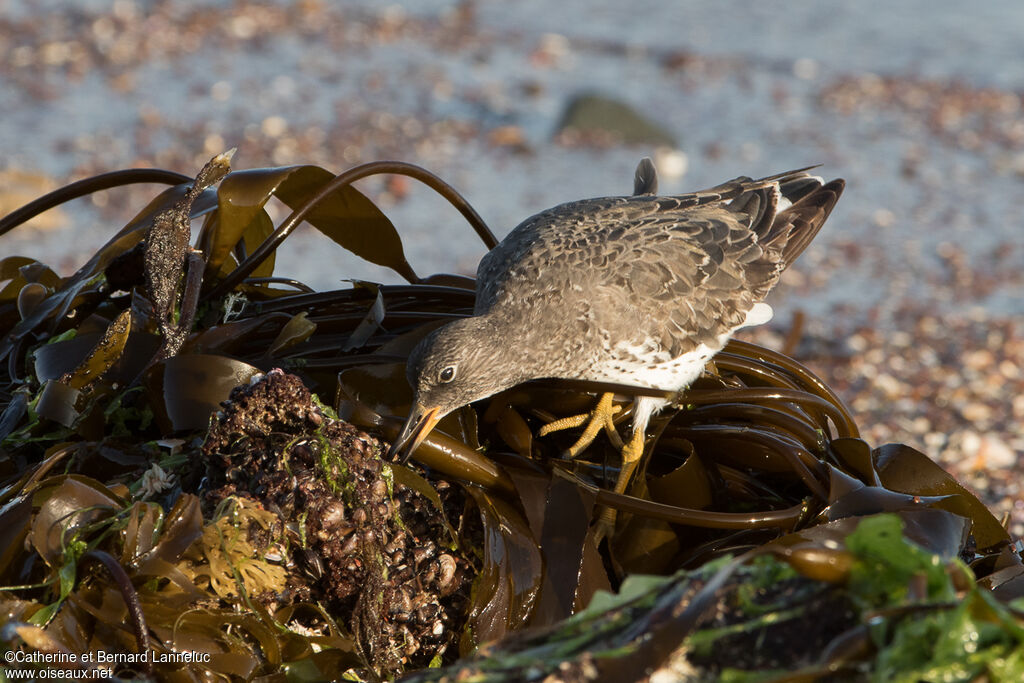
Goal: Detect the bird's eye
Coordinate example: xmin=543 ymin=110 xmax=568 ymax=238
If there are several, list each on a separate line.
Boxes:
xmin=439 ymin=365 xmax=456 ymax=383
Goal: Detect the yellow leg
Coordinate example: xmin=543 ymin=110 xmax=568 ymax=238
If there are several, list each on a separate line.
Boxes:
xmin=537 ymin=392 xmax=623 ymax=456
xmin=613 ymin=427 xmax=646 ymax=495
xmin=594 ymin=427 xmax=647 ymax=541
xmin=539 ymin=393 xmax=649 ymax=542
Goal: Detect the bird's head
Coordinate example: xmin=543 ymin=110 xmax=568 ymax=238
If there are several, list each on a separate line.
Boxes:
xmin=388 ymin=316 xmax=518 ymax=462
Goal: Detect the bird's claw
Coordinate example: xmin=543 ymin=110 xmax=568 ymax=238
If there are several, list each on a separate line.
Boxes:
xmin=537 ymin=392 xmax=624 ymax=456
xmin=539 ymin=393 xmax=650 ymax=541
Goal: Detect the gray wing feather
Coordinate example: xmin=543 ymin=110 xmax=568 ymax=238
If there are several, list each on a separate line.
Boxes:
xmin=476 ymin=170 xmax=844 ymax=357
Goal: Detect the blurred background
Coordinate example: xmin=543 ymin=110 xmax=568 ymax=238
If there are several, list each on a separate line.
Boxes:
xmin=1 ymin=0 xmax=1022 ymax=527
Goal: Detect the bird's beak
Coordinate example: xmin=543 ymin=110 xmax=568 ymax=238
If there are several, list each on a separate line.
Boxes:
xmin=388 ymin=402 xmax=442 ymax=463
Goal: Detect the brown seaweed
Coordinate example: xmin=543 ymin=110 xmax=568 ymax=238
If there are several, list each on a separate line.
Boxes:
xmin=0 ymin=156 xmax=1019 ymax=681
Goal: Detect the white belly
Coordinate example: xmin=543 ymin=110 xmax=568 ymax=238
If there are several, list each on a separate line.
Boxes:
xmin=585 ymin=342 xmax=717 ymax=435
xmin=588 ymin=342 xmax=714 ymax=393
xmin=581 ymin=301 xmax=773 ymax=434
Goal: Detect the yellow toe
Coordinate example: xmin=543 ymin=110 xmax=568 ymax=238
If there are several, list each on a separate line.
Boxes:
xmin=537 ymin=392 xmax=622 ymax=457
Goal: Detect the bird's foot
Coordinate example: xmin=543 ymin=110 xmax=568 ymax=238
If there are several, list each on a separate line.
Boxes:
xmin=593 ymin=427 xmax=648 ymax=541
xmin=537 ymin=392 xmax=623 ymax=456
xmin=539 ymin=393 xmax=649 ymax=542
xmin=613 ymin=427 xmax=647 ymax=495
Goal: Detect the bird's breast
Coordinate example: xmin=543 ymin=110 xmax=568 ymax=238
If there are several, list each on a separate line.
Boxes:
xmin=582 ymin=340 xmax=717 ymax=392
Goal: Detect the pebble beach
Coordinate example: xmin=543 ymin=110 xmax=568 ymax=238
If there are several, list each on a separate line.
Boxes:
xmin=1 ymin=1 xmax=1021 ymax=531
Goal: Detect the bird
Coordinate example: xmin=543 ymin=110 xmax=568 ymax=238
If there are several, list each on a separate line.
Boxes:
xmin=389 ymin=158 xmax=844 ymax=519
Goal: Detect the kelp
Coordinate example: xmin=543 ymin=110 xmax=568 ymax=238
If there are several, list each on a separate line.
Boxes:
xmin=404 ymin=513 xmax=1024 ymax=682
xmin=0 ymin=155 xmax=1021 ymax=681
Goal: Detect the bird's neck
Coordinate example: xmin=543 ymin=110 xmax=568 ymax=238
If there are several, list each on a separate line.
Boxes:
xmin=477 ymin=308 xmax=584 ymax=383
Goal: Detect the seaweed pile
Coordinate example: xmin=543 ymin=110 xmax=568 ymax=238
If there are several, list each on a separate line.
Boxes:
xmin=1 ymin=155 xmax=1022 ymax=681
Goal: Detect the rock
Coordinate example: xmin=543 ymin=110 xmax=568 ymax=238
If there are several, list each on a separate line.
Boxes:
xmin=958 ymin=430 xmax=1017 ymax=472
xmin=555 ymin=93 xmax=679 ymax=148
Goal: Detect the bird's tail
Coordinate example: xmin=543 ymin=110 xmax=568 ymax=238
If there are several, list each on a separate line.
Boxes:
xmin=774 ymin=175 xmax=845 ymax=266
xmin=727 ymin=169 xmax=845 ymax=268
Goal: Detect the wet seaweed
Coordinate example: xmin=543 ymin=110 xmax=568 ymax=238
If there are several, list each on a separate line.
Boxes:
xmin=0 ymin=155 xmax=1021 ymax=681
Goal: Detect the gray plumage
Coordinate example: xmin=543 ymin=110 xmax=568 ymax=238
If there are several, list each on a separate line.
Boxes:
xmin=391 ymin=160 xmax=844 ymax=461
xmin=633 ymin=157 xmax=658 ymax=195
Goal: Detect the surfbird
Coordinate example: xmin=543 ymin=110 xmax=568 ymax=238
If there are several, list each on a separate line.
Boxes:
xmin=390 ymin=159 xmax=844 ymax=511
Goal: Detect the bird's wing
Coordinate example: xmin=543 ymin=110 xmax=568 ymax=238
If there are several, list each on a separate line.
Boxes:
xmin=476 ymin=170 xmax=844 ymax=356
xmin=574 ymin=207 xmax=746 ymax=355
xmin=596 ymin=172 xmax=843 ymax=355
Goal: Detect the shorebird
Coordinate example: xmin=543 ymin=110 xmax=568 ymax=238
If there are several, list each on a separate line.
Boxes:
xmin=389 ymin=159 xmax=844 ymax=520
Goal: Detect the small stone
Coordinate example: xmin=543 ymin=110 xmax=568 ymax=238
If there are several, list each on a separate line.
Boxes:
xmin=961 ymin=402 xmax=992 ymax=423
xmin=488 ymin=125 xmax=527 ymax=148
xmin=874 ymin=373 xmax=903 ymax=398
xmin=976 ymin=435 xmax=1018 ymax=469
xmin=963 ymin=349 xmax=994 ymax=371
xmin=261 ymin=115 xmax=288 ymax=138
xmin=873 ymin=209 xmax=895 ymax=227
xmin=961 ymin=430 xmax=982 ymax=457
xmin=847 ymin=333 xmax=868 ymax=353
xmin=998 ymin=360 xmax=1020 ymax=379
xmin=792 ymin=57 xmax=819 ymax=80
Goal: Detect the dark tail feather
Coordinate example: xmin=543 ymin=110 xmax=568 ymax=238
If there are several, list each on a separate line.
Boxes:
xmin=711 ymin=165 xmax=821 ymax=211
xmin=777 ymin=178 xmax=845 ymax=266
xmin=633 ymin=157 xmax=658 ymax=195
xmin=683 ymin=168 xmax=841 ymax=261
xmin=734 ymin=184 xmax=780 ymax=242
